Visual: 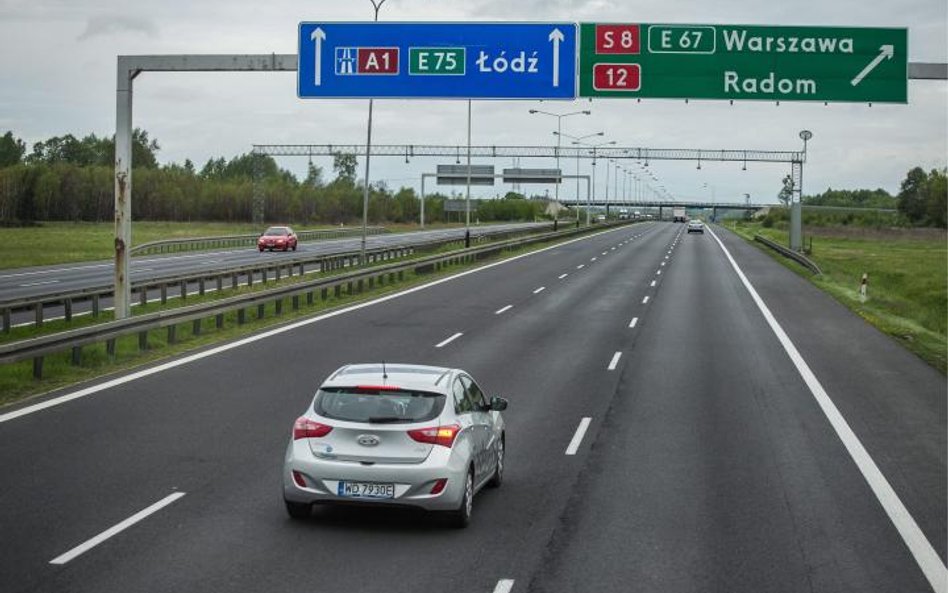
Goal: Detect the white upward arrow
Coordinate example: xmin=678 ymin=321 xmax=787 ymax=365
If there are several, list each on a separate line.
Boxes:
xmin=311 ymin=27 xmax=326 ymax=86
xmin=851 ymin=44 xmax=894 ymax=87
xmin=549 ymin=28 xmax=564 ymax=88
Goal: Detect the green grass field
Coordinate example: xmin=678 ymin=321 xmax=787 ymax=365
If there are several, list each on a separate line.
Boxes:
xmin=726 ymin=221 xmax=947 ymax=373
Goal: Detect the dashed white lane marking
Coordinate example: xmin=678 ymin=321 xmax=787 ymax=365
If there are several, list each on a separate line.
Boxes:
xmin=495 ymin=305 xmax=513 ymax=315
xmin=50 ymin=492 xmax=186 ymax=565
xmin=590 ymin=257 xmax=597 ymax=262
xmin=629 ymin=317 xmax=638 ymax=328
xmin=661 ymin=262 xmax=666 ymax=267
xmin=607 ymin=351 xmax=622 ymax=370
xmin=558 ymin=273 xmax=568 ymax=280
xmin=533 ymin=287 xmax=546 ymax=294
xmin=657 ymin=270 xmax=662 ymax=275
xmin=642 ymin=296 xmax=650 ymax=304
xmin=577 ymin=264 xmax=585 ymax=269
xmin=706 ymin=226 xmax=948 ymax=593
xmin=565 ymin=417 xmax=593 ymax=455
xmin=611 ymin=247 xmax=616 ymax=251
xmin=601 ymin=251 xmax=608 ymax=256
xmin=435 ymin=332 xmax=463 ymax=348
xmin=493 ymin=580 xmax=515 ymax=593
xmin=650 ymin=280 xmax=657 ymax=287
xmin=18 ymin=280 xmax=59 ymax=287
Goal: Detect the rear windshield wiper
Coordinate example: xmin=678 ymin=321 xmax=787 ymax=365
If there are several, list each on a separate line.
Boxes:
xmin=367 ymin=416 xmax=405 ymax=424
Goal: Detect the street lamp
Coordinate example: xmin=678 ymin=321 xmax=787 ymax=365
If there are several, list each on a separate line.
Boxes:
xmin=529 ymin=109 xmax=591 ymax=214
xmin=555 ymin=130 xmax=603 ymax=222
xmin=360 ymin=0 xmax=387 ymax=265
xmin=572 ymin=138 xmax=616 ymax=225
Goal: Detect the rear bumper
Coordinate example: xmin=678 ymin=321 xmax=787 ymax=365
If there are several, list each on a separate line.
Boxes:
xmin=282 ymin=440 xmax=468 ymax=512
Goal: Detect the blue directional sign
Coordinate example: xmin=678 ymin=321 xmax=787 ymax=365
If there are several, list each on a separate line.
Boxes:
xmin=298 ymin=22 xmax=577 ymax=99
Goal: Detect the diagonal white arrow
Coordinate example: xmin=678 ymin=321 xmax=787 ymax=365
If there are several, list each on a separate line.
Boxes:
xmin=549 ymin=28 xmax=564 ymax=88
xmin=311 ymin=27 xmax=326 ymax=86
xmin=851 ymin=44 xmax=894 ymax=87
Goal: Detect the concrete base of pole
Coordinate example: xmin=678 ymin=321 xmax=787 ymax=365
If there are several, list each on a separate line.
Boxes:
xmin=790 ymin=202 xmax=803 ymax=251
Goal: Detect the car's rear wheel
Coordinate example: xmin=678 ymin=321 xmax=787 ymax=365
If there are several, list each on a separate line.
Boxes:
xmin=487 ymin=437 xmax=504 ymax=488
xmin=292 ymin=244 xmax=297 ymax=251
xmin=284 ymin=499 xmax=311 ymax=519
xmin=448 ymin=469 xmax=474 ymax=528
xmin=258 ymin=247 xmax=264 ymax=252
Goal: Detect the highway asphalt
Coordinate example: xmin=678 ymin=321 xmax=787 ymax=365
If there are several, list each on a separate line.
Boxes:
xmin=0 ymin=222 xmax=943 ymax=593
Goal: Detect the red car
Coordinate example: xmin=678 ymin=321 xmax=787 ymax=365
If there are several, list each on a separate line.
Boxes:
xmin=258 ymin=226 xmax=298 ymax=252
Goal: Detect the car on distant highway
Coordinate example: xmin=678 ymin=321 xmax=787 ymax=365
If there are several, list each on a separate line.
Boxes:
xmin=258 ymin=226 xmax=298 ymax=251
xmin=283 ymin=363 xmax=508 ymax=527
xmin=687 ymin=219 xmax=704 ymax=234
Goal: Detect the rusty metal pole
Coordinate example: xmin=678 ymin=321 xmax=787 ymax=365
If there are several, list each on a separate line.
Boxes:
xmin=114 ymin=58 xmax=134 ymax=320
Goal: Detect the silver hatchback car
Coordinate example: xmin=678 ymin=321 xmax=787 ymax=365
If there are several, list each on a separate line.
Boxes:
xmin=283 ymin=363 xmax=508 ymax=527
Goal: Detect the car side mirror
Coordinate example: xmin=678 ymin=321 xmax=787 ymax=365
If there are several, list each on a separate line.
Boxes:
xmin=489 ymin=396 xmax=508 ymax=411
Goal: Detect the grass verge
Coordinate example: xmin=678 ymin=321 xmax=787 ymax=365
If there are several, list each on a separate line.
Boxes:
xmin=0 ymin=227 xmax=600 ymax=407
xmin=725 ymin=220 xmax=947 ymax=374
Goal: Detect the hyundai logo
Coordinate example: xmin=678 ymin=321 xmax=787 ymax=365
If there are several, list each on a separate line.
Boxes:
xmin=357 ymin=434 xmax=381 ymax=447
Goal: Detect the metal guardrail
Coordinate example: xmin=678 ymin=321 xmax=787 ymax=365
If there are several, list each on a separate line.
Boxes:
xmin=130 ymin=226 xmax=387 ymax=256
xmin=0 ymin=222 xmax=620 ymax=377
xmin=0 ymin=225 xmax=546 ymax=332
xmin=754 ymin=234 xmax=823 ymax=276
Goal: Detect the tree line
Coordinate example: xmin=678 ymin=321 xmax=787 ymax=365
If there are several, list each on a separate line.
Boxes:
xmin=0 ymin=130 xmax=547 ymax=226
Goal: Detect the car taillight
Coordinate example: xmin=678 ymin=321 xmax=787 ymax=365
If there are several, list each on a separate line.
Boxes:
xmin=293 ymin=417 xmax=332 ymax=440
xmin=430 ymin=478 xmax=448 ymax=495
xmin=408 ymin=424 xmax=461 ymax=448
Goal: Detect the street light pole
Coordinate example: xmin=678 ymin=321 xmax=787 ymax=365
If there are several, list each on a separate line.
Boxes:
xmin=557 ymin=130 xmax=603 ymax=223
xmin=361 ymin=0 xmax=387 ymax=265
xmin=571 ymin=138 xmax=615 ymax=224
xmin=465 ymin=99 xmax=472 ymax=247
xmin=529 ymin=108 xmax=590 ymax=219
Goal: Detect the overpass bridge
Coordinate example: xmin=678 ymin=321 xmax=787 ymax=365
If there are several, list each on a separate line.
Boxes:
xmin=555 ymin=199 xmax=771 ymax=219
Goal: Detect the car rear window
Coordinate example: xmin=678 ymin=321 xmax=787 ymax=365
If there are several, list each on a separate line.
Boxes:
xmin=264 ymin=228 xmax=288 ymax=236
xmin=314 ymin=388 xmax=445 ymax=424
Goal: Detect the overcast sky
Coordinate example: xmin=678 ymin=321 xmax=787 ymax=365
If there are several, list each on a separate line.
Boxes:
xmin=1 ymin=0 xmax=945 ymax=204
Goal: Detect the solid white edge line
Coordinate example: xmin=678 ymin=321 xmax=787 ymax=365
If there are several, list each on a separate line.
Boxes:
xmin=629 ymin=317 xmax=638 ymax=328
xmin=493 ymin=579 xmax=515 ymax=593
xmin=435 ymin=332 xmax=464 ymax=348
xmin=607 ymin=351 xmax=622 ymax=370
xmin=495 ymin=305 xmax=513 ymax=315
xmin=706 ymin=225 xmax=948 ymax=593
xmin=565 ymin=417 xmax=592 ymax=455
xmin=0 ymin=225 xmax=627 ymax=425
xmin=642 ymin=296 xmax=650 ymax=304
xmin=49 ymin=491 xmax=186 ymax=565
xmin=533 ymin=287 xmax=545 ymax=294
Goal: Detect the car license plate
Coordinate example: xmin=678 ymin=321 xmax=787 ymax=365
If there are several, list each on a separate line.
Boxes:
xmin=337 ymin=481 xmax=395 ymax=499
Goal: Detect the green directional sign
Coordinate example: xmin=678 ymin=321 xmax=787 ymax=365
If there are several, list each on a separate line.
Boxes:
xmin=579 ymin=23 xmax=908 ymax=103
xmin=409 ymin=47 xmax=466 ymax=75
